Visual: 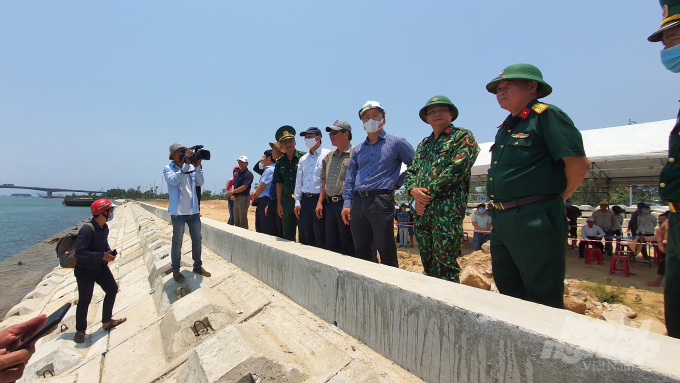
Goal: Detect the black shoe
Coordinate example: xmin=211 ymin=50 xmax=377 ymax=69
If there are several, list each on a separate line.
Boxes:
xmin=173 ymin=271 xmax=185 ymax=282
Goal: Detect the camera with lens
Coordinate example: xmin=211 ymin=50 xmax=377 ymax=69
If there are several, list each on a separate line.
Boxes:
xmin=182 ymin=145 xmax=211 ymax=164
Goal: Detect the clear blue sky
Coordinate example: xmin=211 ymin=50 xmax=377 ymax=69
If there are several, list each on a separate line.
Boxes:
xmin=1 ymin=1 xmax=675 ymax=195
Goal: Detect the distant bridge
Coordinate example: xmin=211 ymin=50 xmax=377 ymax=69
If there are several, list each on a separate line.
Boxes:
xmin=0 ymin=185 xmax=104 ymax=197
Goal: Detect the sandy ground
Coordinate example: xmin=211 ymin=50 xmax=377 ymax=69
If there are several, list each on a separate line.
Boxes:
xmin=147 ymin=199 xmax=667 ymax=333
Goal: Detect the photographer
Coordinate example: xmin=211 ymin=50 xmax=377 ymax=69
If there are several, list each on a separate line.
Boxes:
xmin=73 ymin=198 xmax=126 ymax=343
xmin=163 ymin=143 xmax=211 ymax=283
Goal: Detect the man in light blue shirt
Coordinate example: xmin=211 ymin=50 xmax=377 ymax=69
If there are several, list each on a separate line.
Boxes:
xmin=341 ymin=101 xmax=415 ymax=267
xmin=163 ymin=143 xmax=211 ymax=282
xmin=471 ymin=204 xmax=492 ymax=250
xmin=252 ymin=149 xmax=276 ymax=235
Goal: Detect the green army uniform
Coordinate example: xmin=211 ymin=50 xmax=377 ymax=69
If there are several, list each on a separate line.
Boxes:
xmin=404 ymin=96 xmax=480 ymax=282
xmin=649 ymin=0 xmax=680 ymax=338
xmin=272 ymin=126 xmax=307 ymax=242
xmin=486 ymin=64 xmax=585 ymax=309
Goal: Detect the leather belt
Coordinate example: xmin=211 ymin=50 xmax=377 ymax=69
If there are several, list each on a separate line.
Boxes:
xmin=327 ymin=195 xmax=343 ymax=203
xmin=303 ymin=192 xmax=320 ymax=198
xmin=493 ymin=194 xmax=560 ymax=211
xmin=269 ymin=195 xmax=277 ymax=201
xmin=354 ymin=189 xmax=391 ymax=198
xmin=670 ymin=201 xmax=680 ymax=213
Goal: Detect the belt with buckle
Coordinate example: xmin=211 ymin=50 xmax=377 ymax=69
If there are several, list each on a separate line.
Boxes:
xmin=493 ymin=194 xmax=560 ymax=211
xmin=670 ymin=201 xmax=680 ymax=213
xmin=354 ymin=189 xmax=391 ymax=198
xmin=303 ymin=192 xmax=320 ymax=198
xmin=327 ymin=195 xmax=343 ymax=203
xmin=269 ymin=195 xmax=277 ymax=201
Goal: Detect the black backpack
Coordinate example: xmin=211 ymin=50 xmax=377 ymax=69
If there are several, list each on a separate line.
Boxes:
xmin=55 ymin=223 xmax=94 ymax=268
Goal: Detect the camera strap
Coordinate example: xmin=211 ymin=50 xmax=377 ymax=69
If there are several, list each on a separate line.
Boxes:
xmin=182 ymin=170 xmax=195 ymax=174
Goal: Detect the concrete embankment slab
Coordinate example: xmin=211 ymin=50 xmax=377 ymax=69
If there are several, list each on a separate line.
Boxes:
xmin=137 ymin=201 xmax=680 ymax=382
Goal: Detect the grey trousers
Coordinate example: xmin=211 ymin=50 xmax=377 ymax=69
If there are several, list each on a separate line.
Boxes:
xmin=233 ymin=195 xmax=250 ymax=229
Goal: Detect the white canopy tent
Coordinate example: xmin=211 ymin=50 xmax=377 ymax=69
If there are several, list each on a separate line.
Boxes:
xmin=469 ymin=119 xmax=676 ymax=188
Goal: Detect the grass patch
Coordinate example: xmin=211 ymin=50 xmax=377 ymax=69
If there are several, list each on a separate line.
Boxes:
xmin=583 ymin=280 xmax=627 ymax=304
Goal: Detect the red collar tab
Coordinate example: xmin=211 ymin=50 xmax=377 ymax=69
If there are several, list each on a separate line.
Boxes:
xmin=519 ymin=108 xmax=531 ymax=119
xmin=443 ymin=127 xmax=451 ymax=134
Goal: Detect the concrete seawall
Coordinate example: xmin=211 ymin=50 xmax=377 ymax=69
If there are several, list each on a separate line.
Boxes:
xmin=139 ymin=201 xmax=680 ymax=382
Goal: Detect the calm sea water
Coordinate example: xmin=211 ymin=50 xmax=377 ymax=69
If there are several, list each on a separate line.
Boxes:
xmin=0 ymin=196 xmax=91 ymax=262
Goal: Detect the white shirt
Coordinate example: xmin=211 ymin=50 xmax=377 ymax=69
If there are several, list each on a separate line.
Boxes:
xmin=177 ymin=174 xmax=195 ymax=215
xmin=581 ymin=224 xmax=606 ymax=239
xmin=294 ymin=147 xmax=331 ymax=207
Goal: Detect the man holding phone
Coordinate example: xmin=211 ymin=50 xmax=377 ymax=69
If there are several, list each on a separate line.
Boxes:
xmin=73 ymin=198 xmax=126 ymax=343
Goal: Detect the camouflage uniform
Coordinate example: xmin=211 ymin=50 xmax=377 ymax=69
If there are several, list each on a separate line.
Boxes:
xmin=404 ymin=124 xmax=480 ymax=281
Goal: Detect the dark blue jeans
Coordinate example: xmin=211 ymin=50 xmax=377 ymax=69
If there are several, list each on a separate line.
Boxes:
xmin=228 ymin=200 xmax=234 ymax=225
xmin=171 ymin=213 xmax=203 ymax=272
xmin=472 ymin=232 xmax=491 ymax=250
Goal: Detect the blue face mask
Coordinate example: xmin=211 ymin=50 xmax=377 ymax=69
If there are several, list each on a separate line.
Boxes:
xmin=478 ymin=208 xmax=486 ymax=214
xmin=661 ymin=44 xmax=680 ymax=73
xmin=107 ymin=211 xmax=114 ymax=221
xmin=565 ymin=203 xmax=572 ymax=207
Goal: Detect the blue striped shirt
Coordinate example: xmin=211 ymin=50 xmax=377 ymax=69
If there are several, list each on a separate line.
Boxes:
xmin=342 ymin=130 xmax=414 ymax=208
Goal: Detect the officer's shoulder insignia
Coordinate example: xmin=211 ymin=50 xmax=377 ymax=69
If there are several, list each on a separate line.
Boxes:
xmin=531 ymin=103 xmax=549 ymax=114
xmin=443 ymin=127 xmax=451 ymax=134
xmin=464 ymin=135 xmax=476 ymax=147
xmin=511 ymin=133 xmax=529 ymax=139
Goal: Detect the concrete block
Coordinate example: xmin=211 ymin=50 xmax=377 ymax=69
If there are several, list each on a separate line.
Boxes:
xmin=48 ymin=282 xmax=77 ymax=303
xmin=146 ymin=244 xmax=172 ymax=272
xmin=110 ymin=296 xmax=161 ymax=348
xmin=4 ymin=298 xmax=43 ymax=320
xmin=118 ymin=258 xmax=146 ymax=282
xmin=159 ymin=288 xmax=240 ymax=360
xmin=101 ymin=323 xmax=175 ymax=383
xmin=21 ymin=337 xmax=87 ymax=381
xmin=152 ymin=270 xmax=207 ymax=315
xmin=148 ymin=255 xmax=192 ymax=289
xmin=176 ymin=324 xmax=307 ymax=383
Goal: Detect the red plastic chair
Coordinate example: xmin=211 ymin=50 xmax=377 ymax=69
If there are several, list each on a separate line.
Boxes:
xmin=585 ymin=244 xmax=603 ymax=265
xmin=463 ymin=232 xmax=470 ymax=244
xmin=609 ymin=256 xmax=630 ymax=277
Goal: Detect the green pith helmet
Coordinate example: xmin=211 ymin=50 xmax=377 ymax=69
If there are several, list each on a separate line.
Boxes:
xmin=275 ymin=125 xmax=296 ymax=142
xmin=649 ymin=0 xmax=680 ymax=42
xmin=418 ymin=95 xmax=459 ymax=123
xmin=485 ymin=63 xmax=553 ymax=99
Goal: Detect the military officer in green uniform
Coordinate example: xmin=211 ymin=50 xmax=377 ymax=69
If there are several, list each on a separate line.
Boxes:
xmin=649 ymin=0 xmax=680 ymax=338
xmin=404 ymin=96 xmax=480 ymax=282
xmin=485 ymin=64 xmax=590 ymax=309
xmin=273 ymin=126 xmax=307 ymax=242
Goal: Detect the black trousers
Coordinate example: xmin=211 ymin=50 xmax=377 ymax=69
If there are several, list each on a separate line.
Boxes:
xmin=267 ymin=197 xmax=284 ymax=238
xmin=75 ymin=265 xmax=118 ymax=332
xmin=325 ymin=200 xmax=355 ymax=257
xmin=350 ymin=193 xmax=398 ymax=267
xmin=255 ymin=197 xmax=270 ymax=234
xmin=300 ymin=194 xmax=326 ymax=248
xmin=569 ymin=222 xmax=578 ymax=238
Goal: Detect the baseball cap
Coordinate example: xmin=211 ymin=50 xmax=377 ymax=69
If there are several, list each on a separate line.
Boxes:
xmin=587 ymin=217 xmax=595 ymax=222
xmin=299 ymin=127 xmax=322 ymax=136
xmin=326 ymin=120 xmax=352 ymax=132
xmin=237 ymin=155 xmax=249 ymax=163
xmin=168 ymin=143 xmax=186 ymax=160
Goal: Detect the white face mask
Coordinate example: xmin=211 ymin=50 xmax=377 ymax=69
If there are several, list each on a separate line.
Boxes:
xmin=364 ymin=119 xmax=384 ymax=133
xmin=304 ymin=137 xmax=318 ymax=149
xmin=258 ymin=162 xmax=264 ymax=170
